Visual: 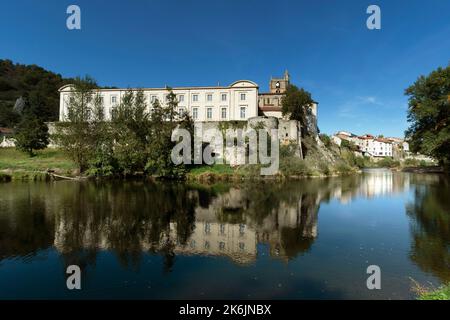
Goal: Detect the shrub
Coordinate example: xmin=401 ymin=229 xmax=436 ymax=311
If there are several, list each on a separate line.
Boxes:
xmin=319 ymin=134 xmax=332 ymax=148
xmin=334 ymin=163 xmax=353 ymax=175
xmin=403 ymin=158 xmax=419 ymax=167
xmin=280 ymin=158 xmax=313 ymax=177
xmin=279 ymin=144 xmax=298 ymax=158
xmin=340 ymin=139 xmax=358 ymax=151
xmin=377 ymin=157 xmax=400 ymax=168
xmin=318 ymin=161 xmax=332 ymax=175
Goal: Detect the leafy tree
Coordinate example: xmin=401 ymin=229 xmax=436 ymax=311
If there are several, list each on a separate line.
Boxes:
xmin=110 ymin=89 xmax=150 ymax=174
xmin=405 ymin=65 xmax=450 ymax=166
xmin=281 ymin=84 xmax=315 ymax=137
xmin=145 ymin=89 xmax=193 ymax=178
xmin=86 ymin=93 xmax=117 ymax=176
xmin=14 ymin=113 xmax=49 ymax=156
xmin=53 ymin=76 xmax=98 ymax=173
xmin=165 ymin=88 xmax=178 ymax=122
xmin=0 ymin=103 xmax=20 ymax=127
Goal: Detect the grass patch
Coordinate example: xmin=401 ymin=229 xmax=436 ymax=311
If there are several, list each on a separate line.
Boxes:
xmin=412 ymin=280 xmax=450 ymax=300
xmin=0 ymin=148 xmax=76 ymax=172
xmin=187 ymin=164 xmax=235 ymax=176
xmin=187 ymin=164 xmax=271 ymax=182
xmin=187 ymin=164 xmax=237 ymax=183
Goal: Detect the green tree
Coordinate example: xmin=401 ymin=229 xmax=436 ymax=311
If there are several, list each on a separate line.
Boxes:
xmin=281 ymin=84 xmax=315 ymax=138
xmin=86 ymin=93 xmax=117 ymax=176
xmin=0 ymin=103 xmax=20 ymax=127
xmin=145 ymin=89 xmax=193 ymax=178
xmin=165 ymin=88 xmax=178 ymax=122
xmin=110 ymin=89 xmax=150 ymax=174
xmin=405 ymin=65 xmax=450 ymax=166
xmin=53 ymin=76 xmax=98 ymax=173
xmin=14 ymin=113 xmax=49 ymax=156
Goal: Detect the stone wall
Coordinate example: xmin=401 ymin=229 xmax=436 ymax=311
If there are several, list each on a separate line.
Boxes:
xmin=193 ymin=116 xmax=302 ymax=165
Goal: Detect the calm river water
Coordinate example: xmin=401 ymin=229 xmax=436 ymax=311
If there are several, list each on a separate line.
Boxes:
xmin=0 ymin=169 xmax=449 ymax=299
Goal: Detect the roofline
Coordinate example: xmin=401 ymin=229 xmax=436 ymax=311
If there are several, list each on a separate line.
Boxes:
xmin=229 ymin=79 xmax=259 ymax=88
xmin=59 ymin=80 xmax=259 ymax=92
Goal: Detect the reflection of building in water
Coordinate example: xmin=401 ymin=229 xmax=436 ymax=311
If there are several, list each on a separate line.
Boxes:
xmin=167 ymin=221 xmax=257 ymax=264
xmin=358 ymin=170 xmax=410 ymax=198
xmin=361 ymin=170 xmax=394 ymax=197
xmin=256 ymin=199 xmax=318 ymax=261
xmin=329 ymin=169 xmax=412 ymax=204
xmin=53 ymin=187 xmax=319 ymax=265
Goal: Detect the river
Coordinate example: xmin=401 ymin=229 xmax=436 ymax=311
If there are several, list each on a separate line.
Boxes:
xmin=0 ymin=169 xmax=448 ymax=299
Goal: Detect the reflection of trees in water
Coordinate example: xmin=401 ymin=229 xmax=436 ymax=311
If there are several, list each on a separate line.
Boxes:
xmin=0 ymin=185 xmax=55 ymax=260
xmin=52 ymin=181 xmax=197 ymax=270
xmin=0 ymin=194 xmax=54 ymax=260
xmin=406 ymin=176 xmax=450 ymax=282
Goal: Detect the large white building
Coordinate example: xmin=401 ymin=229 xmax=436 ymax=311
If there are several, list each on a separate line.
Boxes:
xmin=59 ymin=72 xmax=318 ymax=125
xmin=59 ymin=80 xmax=260 ymax=122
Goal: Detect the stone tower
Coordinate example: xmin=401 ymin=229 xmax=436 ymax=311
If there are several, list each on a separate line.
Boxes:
xmin=269 ymin=70 xmax=290 ymax=94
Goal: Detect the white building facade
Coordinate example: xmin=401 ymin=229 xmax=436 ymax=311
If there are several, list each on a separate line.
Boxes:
xmin=333 ymin=132 xmax=394 ymax=158
xmin=59 ymin=80 xmax=259 ymax=122
xmin=357 ymin=136 xmax=393 ymax=157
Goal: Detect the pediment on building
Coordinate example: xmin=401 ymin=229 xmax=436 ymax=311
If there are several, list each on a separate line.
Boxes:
xmin=229 ymin=80 xmax=258 ymax=88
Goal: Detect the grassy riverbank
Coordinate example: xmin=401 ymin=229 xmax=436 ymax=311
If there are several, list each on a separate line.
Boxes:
xmin=2 ymin=146 xmax=442 ymax=183
xmin=0 ymin=148 xmax=76 ymax=180
xmin=1 ymin=147 xmax=358 ymax=182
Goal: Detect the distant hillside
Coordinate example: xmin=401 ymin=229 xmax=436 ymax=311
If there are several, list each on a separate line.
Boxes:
xmin=0 ymin=59 xmax=73 ymax=126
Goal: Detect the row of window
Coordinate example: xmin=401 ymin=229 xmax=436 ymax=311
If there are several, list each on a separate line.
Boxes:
xmin=189 ymin=240 xmax=246 ymax=252
xmin=100 ymin=92 xmax=248 ymax=105
xmin=204 ymin=223 xmax=246 ymax=235
xmin=186 ymin=106 xmax=246 ymax=120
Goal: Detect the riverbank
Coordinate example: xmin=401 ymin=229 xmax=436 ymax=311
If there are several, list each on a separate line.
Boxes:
xmin=2 ymin=147 xmax=444 ymax=183
xmin=0 ymin=147 xmax=360 ymax=182
xmin=0 ymin=148 xmax=77 ymax=181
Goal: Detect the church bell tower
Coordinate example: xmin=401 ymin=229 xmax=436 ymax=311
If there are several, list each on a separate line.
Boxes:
xmin=269 ymin=70 xmax=290 ymax=94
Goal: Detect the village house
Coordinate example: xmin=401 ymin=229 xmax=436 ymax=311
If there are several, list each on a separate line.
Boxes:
xmin=333 ymin=131 xmax=395 ymax=158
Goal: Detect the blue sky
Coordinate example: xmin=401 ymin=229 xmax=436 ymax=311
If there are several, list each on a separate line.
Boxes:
xmin=1 ymin=0 xmax=449 ymax=137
